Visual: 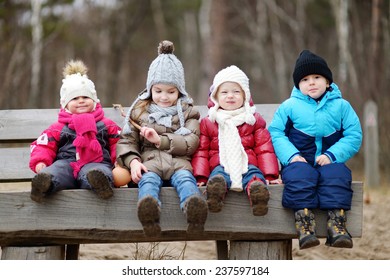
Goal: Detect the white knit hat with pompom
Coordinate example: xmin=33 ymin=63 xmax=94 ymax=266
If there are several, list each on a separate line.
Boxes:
xmin=60 ymin=60 xmax=99 ymax=109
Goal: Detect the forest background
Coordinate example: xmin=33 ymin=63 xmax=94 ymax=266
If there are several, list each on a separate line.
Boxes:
xmin=1 ymin=0 xmax=389 ymax=184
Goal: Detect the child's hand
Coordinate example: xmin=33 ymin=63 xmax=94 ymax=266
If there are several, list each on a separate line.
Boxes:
xmin=140 ymin=127 xmax=161 ymax=147
xmin=291 ymin=155 xmax=307 ymax=163
xmin=316 ymin=154 xmax=331 ymax=166
xmin=129 ymin=159 xmax=148 ymax=184
xmin=267 ymin=178 xmax=283 ymax=185
xmin=35 ymin=162 xmax=47 ymax=173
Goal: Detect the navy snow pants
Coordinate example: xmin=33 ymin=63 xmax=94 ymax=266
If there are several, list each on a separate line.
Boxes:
xmin=281 ymin=162 xmax=353 ymax=210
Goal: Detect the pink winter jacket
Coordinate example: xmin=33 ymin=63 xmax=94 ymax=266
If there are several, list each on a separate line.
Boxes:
xmin=29 ymin=106 xmax=120 ymax=174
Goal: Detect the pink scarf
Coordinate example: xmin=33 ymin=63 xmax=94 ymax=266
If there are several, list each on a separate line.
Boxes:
xmin=58 ymin=104 xmax=104 ymax=177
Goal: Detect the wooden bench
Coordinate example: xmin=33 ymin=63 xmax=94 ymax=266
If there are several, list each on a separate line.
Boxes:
xmin=0 ymin=105 xmax=363 ymax=260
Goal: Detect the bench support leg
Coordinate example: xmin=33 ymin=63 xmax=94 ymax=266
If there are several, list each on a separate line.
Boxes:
xmin=65 ymin=244 xmax=80 ymax=260
xmin=1 ymin=246 xmax=65 ymax=260
xmin=229 ymin=240 xmax=292 ymax=260
xmin=216 ymin=240 xmax=229 ymax=260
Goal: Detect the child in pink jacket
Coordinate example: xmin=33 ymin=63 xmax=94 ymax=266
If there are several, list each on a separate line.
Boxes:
xmin=29 ymin=60 xmax=121 ymax=202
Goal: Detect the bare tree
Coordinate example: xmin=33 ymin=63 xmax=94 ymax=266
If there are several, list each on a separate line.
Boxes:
xmin=198 ymin=0 xmax=212 ymax=105
xmin=368 ymin=0 xmax=382 ymax=102
xmin=330 ymin=0 xmax=358 ymax=92
xmin=151 ymin=0 xmax=167 ymax=40
xmin=29 ymin=0 xmax=43 ymax=108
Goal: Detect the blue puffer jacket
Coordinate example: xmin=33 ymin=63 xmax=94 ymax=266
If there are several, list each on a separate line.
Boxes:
xmin=269 ymin=83 xmax=362 ymax=167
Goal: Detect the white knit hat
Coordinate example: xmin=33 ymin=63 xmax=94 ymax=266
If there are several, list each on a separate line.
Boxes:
xmin=210 ymin=65 xmax=251 ymax=107
xmin=60 ymin=60 xmax=99 ymax=109
xmin=209 ymin=65 xmax=255 ymax=123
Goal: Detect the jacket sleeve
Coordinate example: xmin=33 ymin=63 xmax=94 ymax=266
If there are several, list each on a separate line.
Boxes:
xmin=268 ymin=102 xmax=301 ymax=166
xmin=29 ymin=123 xmax=61 ymax=173
xmin=191 ymin=118 xmax=212 ymax=183
xmin=325 ymin=100 xmax=362 ymax=163
xmin=253 ymin=114 xmax=280 ymax=181
xmin=116 ymin=127 xmax=142 ymax=169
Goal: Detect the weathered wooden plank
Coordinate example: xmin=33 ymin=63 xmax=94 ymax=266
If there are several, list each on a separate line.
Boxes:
xmin=0 ymin=183 xmax=363 ymax=246
xmin=0 ymin=147 xmax=34 ymax=182
xmin=0 ymin=105 xmax=279 ymax=142
xmin=1 ymin=246 xmax=65 ymax=260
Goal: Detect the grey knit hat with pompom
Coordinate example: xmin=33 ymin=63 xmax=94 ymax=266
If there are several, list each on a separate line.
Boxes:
xmin=140 ymin=40 xmax=189 ymax=99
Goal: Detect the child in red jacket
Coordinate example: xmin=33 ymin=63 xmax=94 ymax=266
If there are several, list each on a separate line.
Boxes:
xmin=192 ymin=65 xmax=280 ymax=216
xmin=29 ymin=60 xmax=121 ymax=203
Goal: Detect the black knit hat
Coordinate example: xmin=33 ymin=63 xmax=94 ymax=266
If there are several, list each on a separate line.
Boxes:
xmin=293 ymin=50 xmax=333 ymax=89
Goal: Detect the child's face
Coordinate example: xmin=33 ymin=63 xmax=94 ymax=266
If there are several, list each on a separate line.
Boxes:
xmin=66 ymin=96 xmax=94 ymax=114
xmin=151 ymin=84 xmax=179 ymax=108
xmin=298 ymin=74 xmax=329 ymax=99
xmin=216 ymin=82 xmax=245 ymax=111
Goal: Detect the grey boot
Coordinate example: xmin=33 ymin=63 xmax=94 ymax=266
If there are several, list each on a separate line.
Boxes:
xmin=295 ymin=208 xmax=320 ymax=249
xmin=325 ymin=209 xmax=353 ymax=248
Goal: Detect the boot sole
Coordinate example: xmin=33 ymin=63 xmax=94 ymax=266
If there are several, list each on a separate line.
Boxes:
xmin=87 ymin=170 xmax=114 ymax=199
xmin=31 ymin=173 xmax=52 ymax=203
xmin=326 ymin=236 xmax=353 ymax=248
xmin=249 ymin=182 xmax=270 ymax=216
xmin=300 ymin=235 xmax=320 ymax=249
xmin=185 ymin=196 xmax=208 ymax=234
xmin=138 ymin=196 xmax=161 ymax=237
xmin=206 ymin=175 xmax=226 ymax=212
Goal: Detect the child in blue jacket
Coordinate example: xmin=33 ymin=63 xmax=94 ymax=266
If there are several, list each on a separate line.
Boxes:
xmin=269 ymin=50 xmax=362 ymax=249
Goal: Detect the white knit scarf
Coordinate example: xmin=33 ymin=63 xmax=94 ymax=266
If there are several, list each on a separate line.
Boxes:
xmin=209 ymin=106 xmax=256 ymax=191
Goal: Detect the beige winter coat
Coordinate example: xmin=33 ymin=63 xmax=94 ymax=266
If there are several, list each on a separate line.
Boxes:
xmin=116 ymin=102 xmax=200 ymax=180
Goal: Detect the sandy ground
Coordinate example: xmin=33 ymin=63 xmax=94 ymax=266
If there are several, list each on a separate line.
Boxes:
xmin=1 ymin=183 xmax=389 ymax=260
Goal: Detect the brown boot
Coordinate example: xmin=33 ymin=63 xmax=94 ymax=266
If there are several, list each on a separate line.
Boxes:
xmin=87 ymin=169 xmax=114 ymax=199
xmin=206 ymin=175 xmax=227 ymax=212
xmin=184 ymin=195 xmax=208 ymax=234
xmin=137 ymin=196 xmax=161 ymax=237
xmin=31 ymin=173 xmax=52 ymax=203
xmin=247 ymin=177 xmax=270 ymax=216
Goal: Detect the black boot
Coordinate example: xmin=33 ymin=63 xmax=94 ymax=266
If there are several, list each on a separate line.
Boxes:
xmin=295 ymin=208 xmax=320 ymax=249
xmin=325 ymin=209 xmax=353 ymax=248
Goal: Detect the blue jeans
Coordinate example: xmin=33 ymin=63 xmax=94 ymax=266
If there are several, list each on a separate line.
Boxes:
xmin=209 ymin=164 xmax=266 ymax=193
xmin=138 ymin=170 xmax=201 ymax=210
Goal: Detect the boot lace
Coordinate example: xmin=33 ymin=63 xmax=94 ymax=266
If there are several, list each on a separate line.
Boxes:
xmin=299 ymin=209 xmax=315 ymax=235
xmin=332 ymin=210 xmax=347 ymax=235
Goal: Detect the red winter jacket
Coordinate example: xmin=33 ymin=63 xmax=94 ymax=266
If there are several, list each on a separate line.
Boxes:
xmin=191 ymin=111 xmax=279 ymax=184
